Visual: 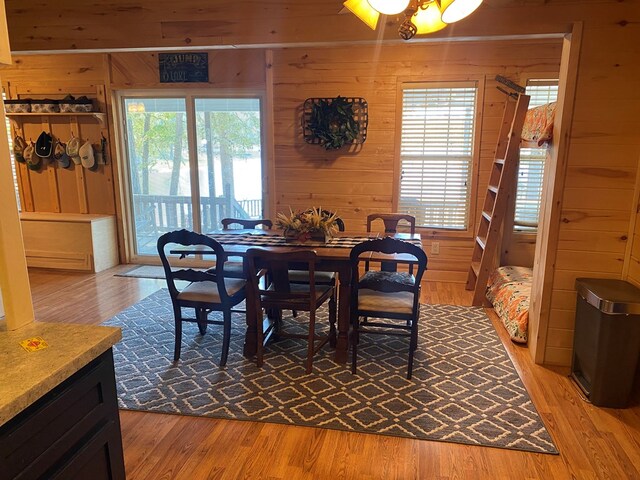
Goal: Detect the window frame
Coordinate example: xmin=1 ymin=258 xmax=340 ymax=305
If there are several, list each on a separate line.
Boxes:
xmin=393 ymin=76 xmax=484 ymax=239
xmin=114 ymin=88 xmax=268 ymax=263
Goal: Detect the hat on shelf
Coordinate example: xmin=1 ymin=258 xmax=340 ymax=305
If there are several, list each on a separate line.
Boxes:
xmin=13 ymin=135 xmax=27 ymax=163
xmin=66 ymin=135 xmax=81 ymax=165
xmin=24 ymin=142 xmax=41 ymax=171
xmin=52 ymin=140 xmax=71 ymax=168
xmin=35 ymin=131 xmax=53 ymax=158
xmin=79 ymin=139 xmax=95 ymax=169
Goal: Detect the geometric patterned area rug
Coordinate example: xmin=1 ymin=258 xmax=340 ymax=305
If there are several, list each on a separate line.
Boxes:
xmin=102 ymin=289 xmax=557 ymax=454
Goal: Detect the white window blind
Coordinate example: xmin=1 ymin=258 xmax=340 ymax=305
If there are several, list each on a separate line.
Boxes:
xmin=515 ymin=80 xmax=558 ymax=231
xmin=399 ymin=83 xmax=477 ymax=230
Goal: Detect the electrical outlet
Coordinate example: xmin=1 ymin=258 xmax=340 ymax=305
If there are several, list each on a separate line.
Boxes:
xmin=431 ymin=242 xmax=440 ymax=255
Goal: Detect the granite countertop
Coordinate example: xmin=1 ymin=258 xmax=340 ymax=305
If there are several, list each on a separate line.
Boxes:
xmin=0 ymin=321 xmax=121 ymax=427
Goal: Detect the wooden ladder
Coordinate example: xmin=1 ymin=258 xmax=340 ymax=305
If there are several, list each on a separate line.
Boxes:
xmin=466 ymin=93 xmax=530 ymax=306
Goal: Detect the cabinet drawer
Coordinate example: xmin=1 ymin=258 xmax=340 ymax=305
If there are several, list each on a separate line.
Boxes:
xmin=50 ymin=419 xmax=124 ymax=480
xmin=0 ymin=349 xmax=124 ymax=480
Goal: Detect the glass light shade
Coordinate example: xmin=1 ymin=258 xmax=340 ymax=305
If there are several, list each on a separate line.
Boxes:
xmin=440 ymin=0 xmax=483 ymax=24
xmin=343 ymin=0 xmax=381 ymax=30
xmin=367 ymin=0 xmax=411 ymax=15
xmin=413 ymin=3 xmax=447 ymax=34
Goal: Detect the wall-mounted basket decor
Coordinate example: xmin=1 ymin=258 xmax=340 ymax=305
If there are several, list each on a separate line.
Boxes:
xmin=302 ymin=96 xmax=368 ymax=150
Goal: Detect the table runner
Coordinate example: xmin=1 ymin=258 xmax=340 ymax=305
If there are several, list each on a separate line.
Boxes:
xmin=208 ymin=233 xmax=422 ymax=248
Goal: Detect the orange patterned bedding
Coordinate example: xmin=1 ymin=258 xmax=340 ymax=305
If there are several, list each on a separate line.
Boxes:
xmin=486 ymin=266 xmax=533 ymax=343
xmin=521 ymin=102 xmax=556 ymax=147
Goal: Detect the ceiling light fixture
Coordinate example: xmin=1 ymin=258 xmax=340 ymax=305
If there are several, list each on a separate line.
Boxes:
xmin=343 ymin=0 xmax=483 ymax=40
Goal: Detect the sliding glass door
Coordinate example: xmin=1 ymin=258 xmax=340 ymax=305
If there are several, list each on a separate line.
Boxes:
xmin=195 ymin=98 xmax=263 ymax=233
xmin=120 ymin=93 xmax=264 ymax=258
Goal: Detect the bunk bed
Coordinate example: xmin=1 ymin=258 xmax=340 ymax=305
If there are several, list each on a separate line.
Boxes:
xmin=486 ymin=100 xmax=556 ymax=343
xmin=486 ymin=265 xmax=533 ymax=343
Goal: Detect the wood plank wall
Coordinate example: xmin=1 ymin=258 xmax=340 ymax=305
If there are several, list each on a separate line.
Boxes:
xmin=109 ymin=50 xmax=266 ymax=89
xmin=537 ymin=16 xmax=640 ymax=366
xmin=271 ymin=40 xmax=561 ymax=282
xmin=3 ymin=0 xmax=640 ymax=367
xmin=1 ymin=55 xmax=116 ymax=216
xmin=628 ymin=159 xmax=640 ymax=284
xmin=2 ymin=43 xmax=560 ymax=281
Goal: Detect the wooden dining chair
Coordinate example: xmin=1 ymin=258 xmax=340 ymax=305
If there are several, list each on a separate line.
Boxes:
xmin=349 ymin=237 xmax=428 ymax=379
xmin=221 ymin=218 xmax=273 ymax=278
xmin=157 ymin=229 xmax=247 ymax=365
xmin=221 ymin=218 xmax=273 ymax=230
xmin=287 ymin=210 xmax=344 ymax=317
xmin=366 ymin=213 xmax=417 ymax=273
xmin=319 ymin=209 xmax=345 ymax=232
xmin=245 ymin=248 xmax=337 ymax=374
xmin=366 ymin=213 xmax=416 ymax=236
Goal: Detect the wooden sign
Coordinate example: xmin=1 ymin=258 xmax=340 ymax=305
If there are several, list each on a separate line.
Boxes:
xmin=159 ymin=53 xmax=209 ymax=83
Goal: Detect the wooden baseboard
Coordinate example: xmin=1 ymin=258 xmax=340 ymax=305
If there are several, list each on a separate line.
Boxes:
xmin=424 ymin=270 xmax=467 ymax=283
xmin=24 ymin=250 xmax=92 ymax=271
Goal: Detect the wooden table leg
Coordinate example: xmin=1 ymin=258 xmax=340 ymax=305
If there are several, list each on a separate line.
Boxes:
xmin=242 ymin=262 xmax=275 ymax=357
xmin=243 ymin=263 xmax=257 ymax=357
xmin=334 ymin=264 xmax=351 ymax=363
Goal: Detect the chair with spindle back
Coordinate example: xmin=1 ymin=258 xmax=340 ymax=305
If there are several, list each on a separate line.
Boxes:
xmin=245 ymin=248 xmax=337 ymax=374
xmin=287 ymin=210 xmax=345 ymax=319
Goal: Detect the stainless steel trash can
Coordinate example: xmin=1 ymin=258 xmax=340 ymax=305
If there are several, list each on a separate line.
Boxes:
xmin=571 ymin=278 xmax=640 ymax=407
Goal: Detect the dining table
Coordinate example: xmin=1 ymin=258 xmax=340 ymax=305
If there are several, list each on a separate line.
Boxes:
xmin=171 ymin=229 xmax=423 ymax=364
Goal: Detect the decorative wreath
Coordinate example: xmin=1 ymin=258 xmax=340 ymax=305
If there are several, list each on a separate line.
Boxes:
xmin=307 ymin=96 xmax=359 ymax=150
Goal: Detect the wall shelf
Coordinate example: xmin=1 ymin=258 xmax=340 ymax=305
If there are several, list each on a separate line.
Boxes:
xmin=6 ymin=112 xmax=106 ymax=126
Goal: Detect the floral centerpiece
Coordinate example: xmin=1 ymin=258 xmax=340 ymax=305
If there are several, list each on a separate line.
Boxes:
xmin=276 ymin=207 xmax=340 ymax=242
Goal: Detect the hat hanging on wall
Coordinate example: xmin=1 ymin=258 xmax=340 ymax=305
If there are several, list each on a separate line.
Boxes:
xmin=13 ymin=135 xmax=27 ymax=163
xmin=53 ymin=140 xmax=71 ymax=168
xmin=99 ymin=133 xmax=108 ymax=165
xmin=66 ymin=135 xmax=81 ymax=165
xmin=24 ymin=142 xmax=41 ymax=171
xmin=79 ymin=140 xmax=95 ymax=170
xmin=35 ymin=131 xmax=53 ymax=158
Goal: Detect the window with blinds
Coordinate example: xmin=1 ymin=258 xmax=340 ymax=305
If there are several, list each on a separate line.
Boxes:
xmin=515 ymin=79 xmax=559 ymax=231
xmin=398 ymin=82 xmax=477 ymax=230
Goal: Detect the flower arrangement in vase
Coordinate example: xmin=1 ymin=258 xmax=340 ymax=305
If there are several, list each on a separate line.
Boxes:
xmin=275 ymin=207 xmax=340 ymax=243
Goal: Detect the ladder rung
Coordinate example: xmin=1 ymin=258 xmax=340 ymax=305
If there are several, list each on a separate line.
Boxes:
xmin=476 ymin=236 xmax=486 ymax=250
xmin=495 ymin=158 xmax=505 ymax=165
xmin=488 ymin=185 xmax=499 ymax=194
xmin=482 ymin=211 xmax=492 ymax=222
xmin=471 ymin=262 xmax=480 ymax=276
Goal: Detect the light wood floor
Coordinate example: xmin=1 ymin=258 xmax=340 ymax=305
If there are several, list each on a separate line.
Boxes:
xmin=28 ymin=266 xmax=640 ymax=480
